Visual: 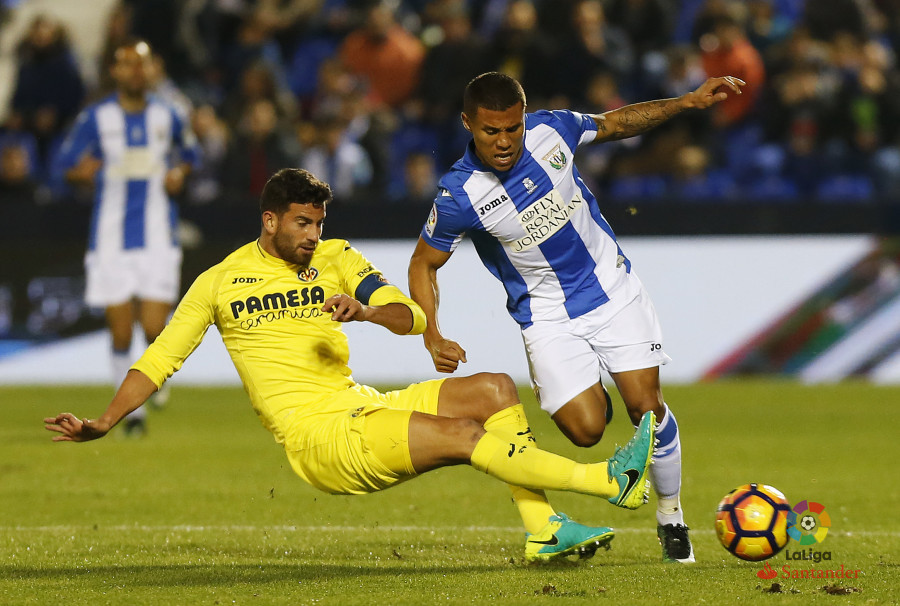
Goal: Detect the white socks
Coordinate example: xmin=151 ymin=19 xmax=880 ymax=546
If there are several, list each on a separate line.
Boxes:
xmin=652 ymin=403 xmax=684 ymax=526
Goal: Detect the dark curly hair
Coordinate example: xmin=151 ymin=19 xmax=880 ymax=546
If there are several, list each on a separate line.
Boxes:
xmin=259 ymin=168 xmax=333 ymax=215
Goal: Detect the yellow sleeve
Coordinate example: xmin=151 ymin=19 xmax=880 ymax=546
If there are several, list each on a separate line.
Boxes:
xmin=369 ymin=284 xmax=427 ymax=335
xmin=131 ymin=268 xmax=219 ymax=387
xmin=338 ymin=242 xmax=426 ymax=335
xmin=337 ymin=242 xmax=381 ymax=296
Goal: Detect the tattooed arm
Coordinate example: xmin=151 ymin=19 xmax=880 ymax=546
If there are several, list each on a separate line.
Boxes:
xmin=592 ymin=76 xmax=745 ymax=143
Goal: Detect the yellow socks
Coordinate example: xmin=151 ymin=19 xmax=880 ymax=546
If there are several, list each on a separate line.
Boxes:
xmin=470 ymin=431 xmax=618 ymax=499
xmin=483 ymin=404 xmax=555 ymax=533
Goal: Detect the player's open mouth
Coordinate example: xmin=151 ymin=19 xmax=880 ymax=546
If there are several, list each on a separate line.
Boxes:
xmin=494 ymin=153 xmax=514 ymax=166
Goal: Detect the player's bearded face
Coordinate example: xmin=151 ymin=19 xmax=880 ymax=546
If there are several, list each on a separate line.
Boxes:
xmin=271 ymin=203 xmax=325 ymax=267
xmin=463 ymin=102 xmax=526 ymax=172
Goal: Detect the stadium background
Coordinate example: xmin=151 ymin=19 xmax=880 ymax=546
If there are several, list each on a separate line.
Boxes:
xmin=1 ymin=0 xmax=899 ymax=385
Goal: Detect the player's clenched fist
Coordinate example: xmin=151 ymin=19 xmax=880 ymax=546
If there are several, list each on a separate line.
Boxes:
xmin=682 ymin=76 xmax=745 ymax=109
xmin=425 ymin=336 xmax=467 ymax=373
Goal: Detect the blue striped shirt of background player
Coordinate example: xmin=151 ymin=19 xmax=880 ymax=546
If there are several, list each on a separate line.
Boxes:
xmin=54 ymin=94 xmax=200 ymax=255
xmin=421 ymin=109 xmax=633 ymax=329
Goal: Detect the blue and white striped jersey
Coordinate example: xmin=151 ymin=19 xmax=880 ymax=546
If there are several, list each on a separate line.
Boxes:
xmin=56 ymin=94 xmax=199 ymax=255
xmin=422 ymin=109 xmax=634 ymax=328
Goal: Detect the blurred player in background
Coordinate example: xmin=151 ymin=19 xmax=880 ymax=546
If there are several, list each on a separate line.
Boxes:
xmin=54 ymin=39 xmax=199 ymax=435
xmin=408 ymin=71 xmax=745 ymax=563
xmin=45 ymin=168 xmax=656 ymax=563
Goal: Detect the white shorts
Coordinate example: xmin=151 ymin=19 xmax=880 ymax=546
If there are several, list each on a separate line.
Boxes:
xmin=522 ymin=285 xmax=671 ymax=416
xmin=84 ymin=247 xmax=182 ymax=307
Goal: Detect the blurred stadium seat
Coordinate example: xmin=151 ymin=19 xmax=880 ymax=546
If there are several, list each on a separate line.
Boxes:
xmin=815 ymin=174 xmax=875 ymax=203
xmin=607 ymin=175 xmax=668 ymax=202
xmin=746 ymin=175 xmax=800 ymax=202
xmin=675 ymin=170 xmax=738 ymax=201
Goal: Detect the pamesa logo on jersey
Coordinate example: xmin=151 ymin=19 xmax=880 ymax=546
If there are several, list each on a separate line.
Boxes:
xmin=298 ymin=267 xmax=318 ymax=282
xmin=230 ymin=286 xmax=326 ymax=319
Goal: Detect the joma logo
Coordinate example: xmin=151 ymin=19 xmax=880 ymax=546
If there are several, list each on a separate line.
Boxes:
xmin=478 ymin=194 xmax=508 ymax=216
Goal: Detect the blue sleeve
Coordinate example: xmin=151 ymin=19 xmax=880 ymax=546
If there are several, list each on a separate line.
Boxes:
xmin=549 ymin=110 xmax=598 ymax=149
xmin=53 ymin=108 xmax=98 ymax=173
xmin=420 ymin=189 xmax=472 ymax=252
xmin=171 ymin=109 xmax=200 ymax=167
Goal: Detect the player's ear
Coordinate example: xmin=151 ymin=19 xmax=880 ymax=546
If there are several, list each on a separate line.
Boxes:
xmin=262 ymin=210 xmax=278 ymax=234
xmin=461 ymin=112 xmax=471 ymax=132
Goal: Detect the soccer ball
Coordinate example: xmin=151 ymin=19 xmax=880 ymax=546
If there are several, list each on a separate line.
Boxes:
xmin=715 ymin=483 xmax=791 ymax=561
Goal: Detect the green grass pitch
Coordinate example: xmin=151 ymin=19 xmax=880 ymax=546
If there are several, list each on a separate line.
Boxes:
xmin=1 ymin=381 xmax=896 ymax=605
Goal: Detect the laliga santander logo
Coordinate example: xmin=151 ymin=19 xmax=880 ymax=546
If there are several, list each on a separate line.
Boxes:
xmin=786 ymin=500 xmax=830 ymax=545
xmin=756 ymin=499 xmax=842 ymax=579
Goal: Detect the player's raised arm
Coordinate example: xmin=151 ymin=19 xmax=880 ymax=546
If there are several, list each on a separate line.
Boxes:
xmin=408 ymin=236 xmax=467 ymax=373
xmin=44 ymin=369 xmax=159 ymax=442
xmin=592 ymin=76 xmax=745 ymax=143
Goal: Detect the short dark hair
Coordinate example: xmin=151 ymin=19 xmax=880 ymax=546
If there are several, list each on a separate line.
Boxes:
xmin=462 ymin=72 xmax=527 ymax=118
xmin=260 ymin=168 xmax=332 ymax=214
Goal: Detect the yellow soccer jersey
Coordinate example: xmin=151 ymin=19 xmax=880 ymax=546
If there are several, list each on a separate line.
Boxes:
xmin=132 ymin=239 xmax=426 ymax=445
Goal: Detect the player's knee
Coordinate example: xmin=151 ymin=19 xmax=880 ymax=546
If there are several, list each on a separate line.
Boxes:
xmin=556 ymin=418 xmax=605 ymax=448
xmin=625 ymin=396 xmax=665 ymax=425
xmin=475 ymin=372 xmax=519 ymax=410
xmin=570 ymin=426 xmax=605 ymax=448
xmin=110 ymin=334 xmax=133 ymax=350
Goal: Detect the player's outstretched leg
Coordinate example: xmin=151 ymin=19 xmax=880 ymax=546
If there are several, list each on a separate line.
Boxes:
xmin=439 ymin=375 xmax=617 ymax=558
xmin=483 ymin=403 xmax=617 ymax=562
xmin=464 ymin=411 xmax=655 ymax=507
xmin=409 ymin=407 xmax=654 ymax=504
xmin=524 ymin=513 xmax=614 ymax=563
xmin=484 ymin=404 xmax=615 ymax=563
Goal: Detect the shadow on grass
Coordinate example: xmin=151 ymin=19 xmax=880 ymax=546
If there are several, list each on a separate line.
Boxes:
xmin=0 ymin=562 xmax=505 ymax=586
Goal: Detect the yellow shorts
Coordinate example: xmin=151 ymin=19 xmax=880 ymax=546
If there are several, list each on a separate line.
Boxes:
xmin=284 ymin=380 xmax=444 ymax=495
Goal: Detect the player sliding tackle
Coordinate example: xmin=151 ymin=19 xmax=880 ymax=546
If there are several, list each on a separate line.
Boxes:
xmin=45 ymin=168 xmax=655 ymax=564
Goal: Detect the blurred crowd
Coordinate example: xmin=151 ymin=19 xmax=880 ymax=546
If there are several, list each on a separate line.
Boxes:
xmin=3 ymin=0 xmax=900 ymax=211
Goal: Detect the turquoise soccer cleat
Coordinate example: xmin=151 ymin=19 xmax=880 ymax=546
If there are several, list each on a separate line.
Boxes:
xmin=607 ymin=411 xmax=656 ymax=509
xmin=524 ymin=513 xmax=614 ymax=563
